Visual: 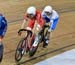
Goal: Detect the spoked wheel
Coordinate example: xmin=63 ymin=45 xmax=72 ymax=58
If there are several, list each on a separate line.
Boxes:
xmin=15 ymin=38 xmax=27 ymax=62
xmin=0 ymin=44 xmax=3 ymax=63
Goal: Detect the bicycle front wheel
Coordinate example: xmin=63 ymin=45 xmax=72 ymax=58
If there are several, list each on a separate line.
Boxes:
xmin=15 ymin=38 xmax=27 ymax=62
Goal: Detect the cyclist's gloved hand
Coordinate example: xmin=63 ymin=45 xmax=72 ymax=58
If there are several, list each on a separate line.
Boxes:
xmin=28 ymin=30 xmax=32 ymax=37
xmin=48 ymin=28 xmax=53 ymax=33
xmin=18 ymin=30 xmax=22 ymax=36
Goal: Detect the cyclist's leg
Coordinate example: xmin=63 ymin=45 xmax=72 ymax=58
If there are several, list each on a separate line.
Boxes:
xmin=43 ymin=31 xmax=51 ymax=48
xmin=0 ymin=31 xmax=5 ymax=62
xmin=36 ymin=23 xmax=46 ymax=43
xmin=0 ymin=37 xmax=4 ymax=52
xmin=50 ymin=18 xmax=59 ymax=31
xmin=26 ymin=20 xmax=35 ymax=48
xmin=31 ymin=24 xmax=44 ymax=47
xmin=0 ymin=30 xmax=5 ymax=49
xmin=43 ymin=18 xmax=59 ymax=48
xmin=43 ymin=23 xmax=50 ymax=48
xmin=0 ymin=37 xmax=3 ymax=58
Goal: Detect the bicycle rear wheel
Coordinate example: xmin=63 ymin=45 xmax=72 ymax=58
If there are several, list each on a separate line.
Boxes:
xmin=15 ymin=38 xmax=27 ymax=62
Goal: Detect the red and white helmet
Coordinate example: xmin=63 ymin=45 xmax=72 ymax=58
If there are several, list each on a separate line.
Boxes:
xmin=43 ymin=6 xmax=53 ymax=13
xmin=27 ymin=6 xmax=36 ymax=15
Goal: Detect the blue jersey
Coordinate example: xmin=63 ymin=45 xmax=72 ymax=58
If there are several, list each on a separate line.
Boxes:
xmin=42 ymin=10 xmax=59 ymax=30
xmin=0 ymin=14 xmax=7 ymax=36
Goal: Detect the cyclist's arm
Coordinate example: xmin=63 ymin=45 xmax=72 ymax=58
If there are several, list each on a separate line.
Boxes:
xmin=3 ymin=17 xmax=7 ymax=32
xmin=21 ymin=19 xmax=26 ymax=29
xmin=21 ymin=15 xmax=28 ymax=29
xmin=48 ymin=19 xmax=53 ymax=32
xmin=18 ymin=19 xmax=26 ymax=36
xmin=37 ymin=19 xmax=44 ymax=32
xmin=37 ymin=13 xmax=45 ymax=30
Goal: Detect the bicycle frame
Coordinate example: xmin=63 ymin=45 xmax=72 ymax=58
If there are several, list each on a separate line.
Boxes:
xmin=32 ymin=25 xmax=49 ymax=47
xmin=15 ymin=25 xmax=50 ymax=61
xmin=18 ymin=29 xmax=33 ymax=50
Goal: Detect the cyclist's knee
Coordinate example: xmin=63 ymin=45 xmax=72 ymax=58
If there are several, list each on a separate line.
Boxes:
xmin=26 ymin=27 xmax=32 ymax=31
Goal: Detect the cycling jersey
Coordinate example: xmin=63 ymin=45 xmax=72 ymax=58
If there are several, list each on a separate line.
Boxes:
xmin=0 ymin=14 xmax=7 ymax=37
xmin=24 ymin=10 xmax=44 ymax=30
xmin=42 ymin=10 xmax=59 ymax=31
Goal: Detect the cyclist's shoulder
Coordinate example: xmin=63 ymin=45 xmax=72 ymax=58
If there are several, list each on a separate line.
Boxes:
xmin=51 ymin=10 xmax=59 ymax=19
xmin=52 ymin=10 xmax=59 ymax=16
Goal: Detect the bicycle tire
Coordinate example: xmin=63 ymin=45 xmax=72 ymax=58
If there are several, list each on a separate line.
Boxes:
xmin=29 ymin=46 xmax=38 ymax=57
xmin=15 ymin=38 xmax=27 ymax=62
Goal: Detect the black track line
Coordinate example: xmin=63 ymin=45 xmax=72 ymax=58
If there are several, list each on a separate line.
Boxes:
xmin=8 ymin=8 xmax=75 ymax=24
xmin=3 ymin=8 xmax=75 ymax=65
xmin=4 ymin=31 xmax=75 ymax=55
xmin=17 ymin=44 xmax=75 ymax=65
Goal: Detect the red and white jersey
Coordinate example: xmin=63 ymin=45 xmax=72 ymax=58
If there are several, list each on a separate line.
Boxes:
xmin=23 ymin=10 xmax=44 ymax=30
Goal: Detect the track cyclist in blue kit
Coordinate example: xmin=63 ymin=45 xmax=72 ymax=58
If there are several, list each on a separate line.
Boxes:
xmin=42 ymin=6 xmax=59 ymax=48
xmin=0 ymin=13 xmax=7 ymax=62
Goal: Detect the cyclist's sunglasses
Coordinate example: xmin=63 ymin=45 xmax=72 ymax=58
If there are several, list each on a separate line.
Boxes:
xmin=27 ymin=14 xmax=34 ymax=18
xmin=45 ymin=12 xmax=52 ymax=16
